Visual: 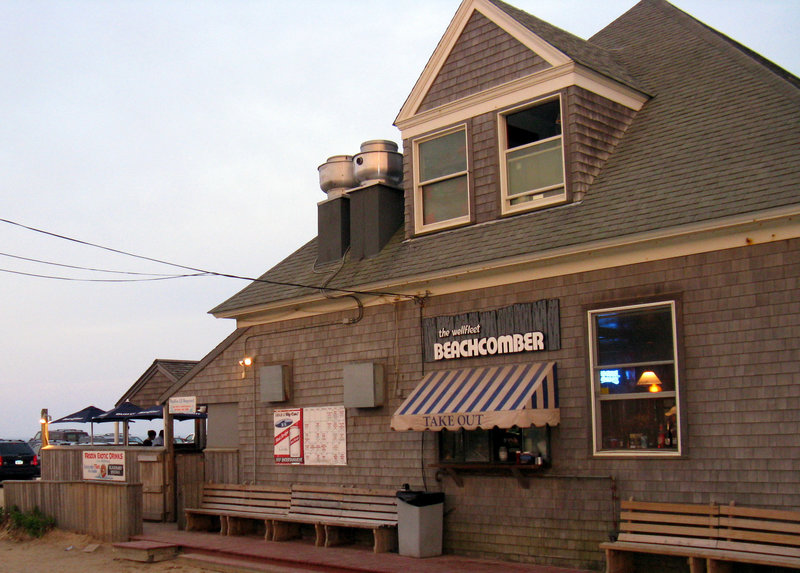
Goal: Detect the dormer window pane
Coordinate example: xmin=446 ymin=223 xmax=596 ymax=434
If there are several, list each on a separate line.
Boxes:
xmin=500 ymin=97 xmax=566 ymax=213
xmin=507 ymin=138 xmax=564 ymax=202
xmin=422 ymin=174 xmax=469 ymax=224
xmin=414 ymin=126 xmax=470 ymax=232
xmin=419 ymin=130 xmax=467 ymax=182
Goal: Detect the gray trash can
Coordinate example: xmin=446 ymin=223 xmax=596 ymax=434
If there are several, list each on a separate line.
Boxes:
xmin=396 ymin=489 xmax=445 ymax=557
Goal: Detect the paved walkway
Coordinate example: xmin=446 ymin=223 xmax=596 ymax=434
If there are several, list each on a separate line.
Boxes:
xmin=137 ymin=522 xmax=597 ymax=573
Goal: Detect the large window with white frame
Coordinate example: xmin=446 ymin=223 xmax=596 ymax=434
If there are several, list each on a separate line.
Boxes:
xmin=414 ymin=126 xmax=470 ymax=233
xmin=499 ymin=96 xmax=565 ymax=214
xmin=588 ymin=301 xmax=680 ymax=456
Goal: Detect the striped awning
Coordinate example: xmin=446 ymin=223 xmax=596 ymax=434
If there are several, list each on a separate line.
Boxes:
xmin=391 ymin=362 xmax=559 ymax=432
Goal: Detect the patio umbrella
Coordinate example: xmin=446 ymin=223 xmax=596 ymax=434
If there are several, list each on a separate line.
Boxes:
xmin=92 ymin=402 xmax=144 ymax=445
xmin=51 ymin=405 xmax=106 ymax=444
xmin=52 ymin=405 xmax=106 ymax=424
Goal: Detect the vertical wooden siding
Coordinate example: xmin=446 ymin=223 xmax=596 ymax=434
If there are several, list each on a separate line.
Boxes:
xmin=41 ymin=446 xmax=150 ymax=483
xmin=204 ymin=449 xmax=239 ymax=484
xmin=175 ymin=452 xmax=205 ymax=529
xmin=4 ymin=480 xmax=142 ymax=542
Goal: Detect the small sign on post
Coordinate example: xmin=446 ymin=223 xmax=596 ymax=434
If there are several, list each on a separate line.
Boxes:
xmin=169 ymin=396 xmax=197 ymax=415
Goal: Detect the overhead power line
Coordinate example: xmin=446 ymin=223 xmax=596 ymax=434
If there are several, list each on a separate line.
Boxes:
xmin=0 ymin=267 xmax=205 ymax=282
xmin=0 ymin=251 xmax=200 ymax=277
xmin=0 ymin=217 xmax=421 ymax=300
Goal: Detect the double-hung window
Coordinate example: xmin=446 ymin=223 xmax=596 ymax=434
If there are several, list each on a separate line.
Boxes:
xmin=588 ymin=302 xmax=681 ymax=455
xmin=414 ymin=126 xmax=470 ymax=233
xmin=499 ymin=97 xmax=565 ymax=214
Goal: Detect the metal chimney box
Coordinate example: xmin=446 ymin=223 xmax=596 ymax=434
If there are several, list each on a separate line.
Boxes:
xmin=348 ymin=183 xmax=403 ymax=260
xmin=317 ymin=196 xmax=350 ymax=264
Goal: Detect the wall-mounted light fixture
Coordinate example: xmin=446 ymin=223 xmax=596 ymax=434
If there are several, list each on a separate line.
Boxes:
xmin=239 ymin=356 xmax=254 ymax=378
xmin=637 ymin=370 xmax=662 ymax=393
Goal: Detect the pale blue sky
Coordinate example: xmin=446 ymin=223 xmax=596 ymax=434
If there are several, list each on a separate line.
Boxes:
xmin=1 ymin=1 xmax=798 ymax=439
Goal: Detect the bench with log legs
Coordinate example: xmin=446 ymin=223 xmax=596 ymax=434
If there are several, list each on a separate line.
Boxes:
xmin=271 ymin=484 xmax=398 ymax=553
xmin=601 ymin=499 xmax=800 ymax=572
xmin=184 ymin=483 xmax=291 ymax=539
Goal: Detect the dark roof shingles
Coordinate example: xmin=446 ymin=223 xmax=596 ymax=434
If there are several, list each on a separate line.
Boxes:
xmin=212 ymin=0 xmax=800 ymax=315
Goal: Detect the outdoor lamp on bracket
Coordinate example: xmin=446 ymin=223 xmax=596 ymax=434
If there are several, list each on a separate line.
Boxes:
xmin=239 ymin=356 xmax=254 ymax=378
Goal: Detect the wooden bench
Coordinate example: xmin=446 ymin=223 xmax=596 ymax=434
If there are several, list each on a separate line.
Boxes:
xmin=601 ymin=499 xmax=800 ymax=572
xmin=271 ymin=484 xmax=398 ymax=553
xmin=184 ymin=483 xmax=290 ymax=539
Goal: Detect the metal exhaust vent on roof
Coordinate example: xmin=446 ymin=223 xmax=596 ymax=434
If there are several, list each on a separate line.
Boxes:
xmin=318 ymin=154 xmax=357 ymax=199
xmin=353 ymin=140 xmax=402 ymax=188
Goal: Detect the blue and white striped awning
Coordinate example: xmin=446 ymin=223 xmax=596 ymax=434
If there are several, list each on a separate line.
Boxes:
xmin=391 ymin=362 xmax=559 ymax=431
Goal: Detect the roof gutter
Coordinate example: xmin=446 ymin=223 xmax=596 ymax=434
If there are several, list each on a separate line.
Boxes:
xmin=214 ymin=204 xmax=800 ymax=326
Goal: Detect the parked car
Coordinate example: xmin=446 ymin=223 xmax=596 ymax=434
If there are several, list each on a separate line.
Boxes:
xmin=29 ymin=428 xmax=89 ymax=456
xmin=0 ymin=440 xmax=40 ymax=481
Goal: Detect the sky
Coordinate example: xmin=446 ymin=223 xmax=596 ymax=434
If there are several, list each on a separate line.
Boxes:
xmin=1 ymin=0 xmax=798 ymax=441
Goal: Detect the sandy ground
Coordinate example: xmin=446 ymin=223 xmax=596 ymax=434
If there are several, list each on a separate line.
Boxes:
xmin=0 ymin=487 xmax=208 ymax=573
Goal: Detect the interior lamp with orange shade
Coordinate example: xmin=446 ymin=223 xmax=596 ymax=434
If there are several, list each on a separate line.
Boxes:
xmin=637 ymin=370 xmax=662 ymax=393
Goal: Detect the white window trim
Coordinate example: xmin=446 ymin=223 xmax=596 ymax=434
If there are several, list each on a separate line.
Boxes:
xmin=588 ymin=301 xmax=682 ymax=457
xmin=413 ymin=124 xmax=471 ymax=234
xmin=498 ymin=95 xmax=567 ymax=216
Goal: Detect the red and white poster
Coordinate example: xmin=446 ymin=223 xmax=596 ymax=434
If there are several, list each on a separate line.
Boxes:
xmin=273 ymin=406 xmax=346 ymax=466
xmin=273 ymin=408 xmax=303 ymax=464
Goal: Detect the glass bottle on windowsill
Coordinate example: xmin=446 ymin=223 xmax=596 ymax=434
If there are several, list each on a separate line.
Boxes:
xmin=664 ymin=422 xmax=673 ymax=448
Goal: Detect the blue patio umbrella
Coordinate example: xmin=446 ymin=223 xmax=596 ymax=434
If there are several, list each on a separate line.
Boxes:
xmin=51 ymin=405 xmax=106 ymax=444
xmin=52 ymin=405 xmax=106 ymax=424
xmin=92 ymin=402 xmax=144 ymax=445
xmin=92 ymin=401 xmax=144 ymax=422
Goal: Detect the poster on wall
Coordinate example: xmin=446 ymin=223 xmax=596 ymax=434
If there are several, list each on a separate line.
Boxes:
xmin=273 ymin=406 xmax=346 ymax=466
xmin=82 ymin=450 xmax=126 ymax=482
xmin=273 ymin=408 xmax=303 ymax=464
xmin=303 ymin=406 xmax=347 ymax=466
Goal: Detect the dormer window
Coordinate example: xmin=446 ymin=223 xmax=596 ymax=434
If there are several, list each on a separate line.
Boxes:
xmin=499 ymin=96 xmax=565 ymax=214
xmin=414 ymin=126 xmax=470 ymax=233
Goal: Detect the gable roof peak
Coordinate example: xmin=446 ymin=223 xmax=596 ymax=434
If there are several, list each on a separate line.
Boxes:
xmin=396 ymin=0 xmax=644 ymax=125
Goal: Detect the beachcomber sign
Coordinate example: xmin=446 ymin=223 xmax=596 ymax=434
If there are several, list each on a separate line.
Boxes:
xmin=422 ymin=299 xmax=560 ymax=362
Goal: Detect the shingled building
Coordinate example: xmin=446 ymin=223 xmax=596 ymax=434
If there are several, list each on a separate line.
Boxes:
xmin=163 ymin=0 xmax=800 ymax=568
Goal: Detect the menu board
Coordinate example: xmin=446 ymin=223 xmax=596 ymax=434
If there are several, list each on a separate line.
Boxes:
xmin=273 ymin=406 xmax=346 ymax=466
xmin=303 ymin=406 xmax=347 ymax=466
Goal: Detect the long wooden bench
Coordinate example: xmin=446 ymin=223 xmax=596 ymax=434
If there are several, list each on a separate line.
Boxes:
xmin=601 ymin=499 xmax=800 ymax=572
xmin=271 ymin=484 xmax=398 ymax=553
xmin=184 ymin=483 xmax=290 ymax=539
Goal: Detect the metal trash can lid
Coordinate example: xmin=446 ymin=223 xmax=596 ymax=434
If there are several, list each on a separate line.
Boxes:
xmin=396 ymin=490 xmax=445 ymax=507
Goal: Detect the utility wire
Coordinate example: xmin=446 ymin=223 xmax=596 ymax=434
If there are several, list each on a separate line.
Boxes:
xmin=0 ymin=218 xmax=421 ymax=300
xmin=0 ymin=267 xmax=205 ymax=282
xmin=0 ymin=251 xmax=197 ymax=277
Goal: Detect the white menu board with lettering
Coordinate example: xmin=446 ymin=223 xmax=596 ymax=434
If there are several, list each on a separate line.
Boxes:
xmin=302 ymin=406 xmax=347 ymax=466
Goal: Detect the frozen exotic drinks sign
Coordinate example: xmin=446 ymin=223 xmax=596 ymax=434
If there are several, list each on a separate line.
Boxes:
xmin=422 ymin=299 xmax=560 ymax=362
xmin=82 ymin=450 xmax=126 ymax=482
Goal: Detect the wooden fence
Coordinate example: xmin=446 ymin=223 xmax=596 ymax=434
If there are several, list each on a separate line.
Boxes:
xmin=204 ymin=448 xmax=239 ymax=483
xmin=4 ymin=480 xmax=142 ymax=542
xmin=41 ymin=446 xmax=147 ymax=482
